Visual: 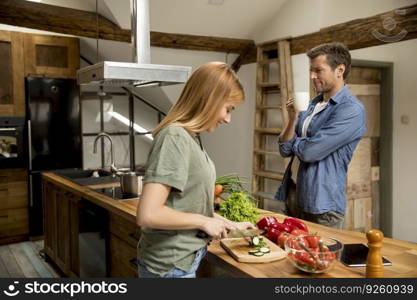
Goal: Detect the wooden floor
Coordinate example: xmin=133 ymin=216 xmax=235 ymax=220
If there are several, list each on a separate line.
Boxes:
xmin=0 ymin=240 xmax=60 ymax=278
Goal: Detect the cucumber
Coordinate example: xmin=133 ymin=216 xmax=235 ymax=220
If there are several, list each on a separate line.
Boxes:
xmin=259 ymin=247 xmax=270 ymax=253
xmin=253 ymin=252 xmax=264 ymax=257
xmin=251 ymin=236 xmax=260 ymax=246
xmin=248 ymin=249 xmax=260 ymax=254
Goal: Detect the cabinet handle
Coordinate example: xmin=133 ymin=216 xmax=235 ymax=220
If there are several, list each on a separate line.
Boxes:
xmin=0 ymin=215 xmax=8 ymax=218
xmin=129 ymin=258 xmax=138 ymax=268
xmin=129 ymin=232 xmax=140 ymax=241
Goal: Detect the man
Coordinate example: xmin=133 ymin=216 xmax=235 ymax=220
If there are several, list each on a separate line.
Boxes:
xmin=275 ymin=42 xmax=366 ymax=229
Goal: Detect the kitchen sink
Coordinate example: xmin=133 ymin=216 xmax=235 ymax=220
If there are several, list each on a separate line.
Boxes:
xmin=54 ymin=169 xmax=119 ymax=186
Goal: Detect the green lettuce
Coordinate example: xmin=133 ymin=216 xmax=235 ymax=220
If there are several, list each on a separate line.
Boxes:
xmin=219 ymin=192 xmax=259 ymax=224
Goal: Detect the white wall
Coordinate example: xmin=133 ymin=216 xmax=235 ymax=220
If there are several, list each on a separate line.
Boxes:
xmin=79 ymin=39 xmax=256 ymax=180
xmin=202 ymin=63 xmax=256 ymax=190
xmin=253 ymin=0 xmax=417 ymax=242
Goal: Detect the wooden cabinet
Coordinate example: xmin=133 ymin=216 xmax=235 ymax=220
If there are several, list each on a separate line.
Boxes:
xmin=0 ymin=169 xmax=28 ymax=245
xmin=43 ymin=180 xmax=80 ymax=277
xmin=24 ymin=34 xmax=80 ymax=79
xmin=109 ymin=213 xmax=140 ymax=277
xmin=0 ymin=31 xmax=25 ymax=116
xmin=0 ymin=29 xmax=80 ymax=115
xmin=43 ymin=176 xmax=141 ymax=278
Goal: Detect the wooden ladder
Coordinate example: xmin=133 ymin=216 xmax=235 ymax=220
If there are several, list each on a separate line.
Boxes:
xmin=252 ymin=39 xmax=294 ymax=208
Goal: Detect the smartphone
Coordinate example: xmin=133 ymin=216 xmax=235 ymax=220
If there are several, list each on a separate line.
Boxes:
xmin=341 ymin=243 xmax=392 ymax=267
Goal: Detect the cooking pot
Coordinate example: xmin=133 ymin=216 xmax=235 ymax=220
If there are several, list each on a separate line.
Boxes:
xmin=118 ymin=171 xmax=143 ymax=196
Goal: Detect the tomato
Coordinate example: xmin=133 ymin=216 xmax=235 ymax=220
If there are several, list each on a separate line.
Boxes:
xmin=291 ymin=229 xmax=308 ymax=236
xmin=304 ymin=235 xmax=321 ymax=248
xmin=256 ymin=216 xmax=278 ymax=230
xmin=214 ymin=184 xmax=223 ymax=196
xmin=277 ymin=232 xmax=292 ymax=249
xmin=295 ymin=252 xmax=316 ymax=267
xmin=325 ymin=251 xmax=336 ymax=261
xmin=269 ymin=222 xmax=292 ymax=233
xmin=286 ymin=236 xmax=304 ymax=250
xmin=309 ymin=247 xmax=320 ymax=253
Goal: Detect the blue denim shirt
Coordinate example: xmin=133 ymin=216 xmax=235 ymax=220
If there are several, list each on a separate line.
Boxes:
xmin=276 ymin=85 xmax=366 ymax=215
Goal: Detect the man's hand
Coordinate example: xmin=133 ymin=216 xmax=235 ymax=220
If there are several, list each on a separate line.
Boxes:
xmin=286 ymin=98 xmax=299 ymax=121
xmin=280 ymin=97 xmax=299 ymax=142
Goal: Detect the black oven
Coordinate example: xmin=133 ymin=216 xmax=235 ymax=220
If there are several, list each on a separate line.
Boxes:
xmin=0 ymin=117 xmax=26 ymax=168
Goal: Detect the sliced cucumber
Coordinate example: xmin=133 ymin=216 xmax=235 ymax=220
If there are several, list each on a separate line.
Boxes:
xmin=253 ymin=252 xmax=264 ymax=257
xmin=251 ymin=236 xmax=260 ymax=246
xmin=259 ymin=247 xmax=270 ymax=253
xmin=248 ymin=249 xmax=260 ymax=254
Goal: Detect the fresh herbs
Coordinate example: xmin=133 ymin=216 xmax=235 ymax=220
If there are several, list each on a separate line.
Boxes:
xmin=215 ymin=173 xmax=248 ymax=195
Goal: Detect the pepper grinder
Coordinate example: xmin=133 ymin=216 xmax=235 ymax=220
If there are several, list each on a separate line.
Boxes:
xmin=366 ymin=229 xmax=384 ymax=278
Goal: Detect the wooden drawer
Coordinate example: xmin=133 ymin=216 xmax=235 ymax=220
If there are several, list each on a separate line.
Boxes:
xmin=109 ymin=234 xmax=138 ymax=278
xmin=109 ymin=213 xmax=141 ymax=248
xmin=0 ymin=208 xmax=29 ymax=238
xmin=0 ymin=181 xmax=28 ymax=209
xmin=0 ymin=169 xmax=27 ymax=183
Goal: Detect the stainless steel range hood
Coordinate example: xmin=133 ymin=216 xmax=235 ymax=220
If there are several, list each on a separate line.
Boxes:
xmin=77 ymin=0 xmax=191 ymax=87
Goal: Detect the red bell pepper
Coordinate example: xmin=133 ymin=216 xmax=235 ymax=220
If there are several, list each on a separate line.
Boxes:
xmin=283 ymin=217 xmax=308 ymax=232
xmin=256 ymin=216 xmax=278 ymax=230
xmin=266 ymin=227 xmax=281 ymax=243
xmin=269 ymin=222 xmax=292 ymax=233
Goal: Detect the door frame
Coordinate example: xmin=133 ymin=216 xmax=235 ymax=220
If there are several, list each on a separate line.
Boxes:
xmin=351 ymin=59 xmax=394 ymax=237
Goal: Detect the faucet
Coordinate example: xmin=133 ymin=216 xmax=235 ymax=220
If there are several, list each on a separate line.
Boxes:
xmin=93 ymin=132 xmax=118 ymax=176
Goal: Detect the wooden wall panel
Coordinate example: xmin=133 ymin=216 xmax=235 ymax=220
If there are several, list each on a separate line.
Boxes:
xmin=346 ymin=138 xmax=371 ymax=200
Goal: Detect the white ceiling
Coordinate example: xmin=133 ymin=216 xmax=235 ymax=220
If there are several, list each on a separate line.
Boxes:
xmin=32 ymin=0 xmax=287 ymax=39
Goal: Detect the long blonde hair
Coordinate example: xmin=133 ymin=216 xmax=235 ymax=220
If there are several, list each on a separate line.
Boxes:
xmin=152 ymin=62 xmax=244 ymax=136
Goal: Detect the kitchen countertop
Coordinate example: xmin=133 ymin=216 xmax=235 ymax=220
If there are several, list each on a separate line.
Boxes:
xmin=42 ymin=172 xmax=417 ymax=278
xmin=42 ymin=172 xmax=138 ymax=224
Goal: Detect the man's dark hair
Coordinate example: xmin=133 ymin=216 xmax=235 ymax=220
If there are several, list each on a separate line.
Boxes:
xmin=307 ymin=42 xmax=351 ymax=80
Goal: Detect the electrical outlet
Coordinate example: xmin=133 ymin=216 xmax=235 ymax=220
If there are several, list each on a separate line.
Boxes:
xmin=208 ymin=0 xmax=224 ymax=5
xmin=401 ymin=115 xmax=410 ymax=125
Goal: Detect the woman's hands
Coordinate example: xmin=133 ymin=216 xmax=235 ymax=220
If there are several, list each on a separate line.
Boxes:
xmin=200 ymin=214 xmax=257 ymax=240
xmin=200 ymin=218 xmax=236 ymax=240
xmin=231 ymin=221 xmax=256 ymax=231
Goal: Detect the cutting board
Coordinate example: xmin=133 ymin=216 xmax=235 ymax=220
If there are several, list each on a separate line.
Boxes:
xmin=220 ymin=237 xmax=287 ymax=263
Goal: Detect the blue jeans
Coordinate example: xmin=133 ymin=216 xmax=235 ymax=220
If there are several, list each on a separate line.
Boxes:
xmin=138 ymin=246 xmax=207 ymax=278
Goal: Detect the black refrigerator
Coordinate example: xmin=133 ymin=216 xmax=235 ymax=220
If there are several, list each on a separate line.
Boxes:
xmin=26 ymin=77 xmax=82 ymax=236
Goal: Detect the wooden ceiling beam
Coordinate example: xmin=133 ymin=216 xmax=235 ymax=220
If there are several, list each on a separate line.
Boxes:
xmin=0 ymin=0 xmax=254 ymax=54
xmin=289 ymin=3 xmax=417 ymax=55
xmin=240 ymin=4 xmax=417 ymax=65
xmin=2 ymin=0 xmax=415 ymax=70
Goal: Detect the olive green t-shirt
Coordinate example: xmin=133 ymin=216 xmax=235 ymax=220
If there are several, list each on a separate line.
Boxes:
xmin=137 ymin=126 xmax=215 ymax=276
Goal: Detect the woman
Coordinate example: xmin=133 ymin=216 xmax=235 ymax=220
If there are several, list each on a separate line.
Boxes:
xmin=136 ymin=61 xmax=254 ymax=278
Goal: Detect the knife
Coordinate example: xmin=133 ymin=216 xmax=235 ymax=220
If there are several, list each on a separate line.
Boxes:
xmin=196 ymin=228 xmax=263 ymax=239
xmin=227 ymin=228 xmax=263 ymax=238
